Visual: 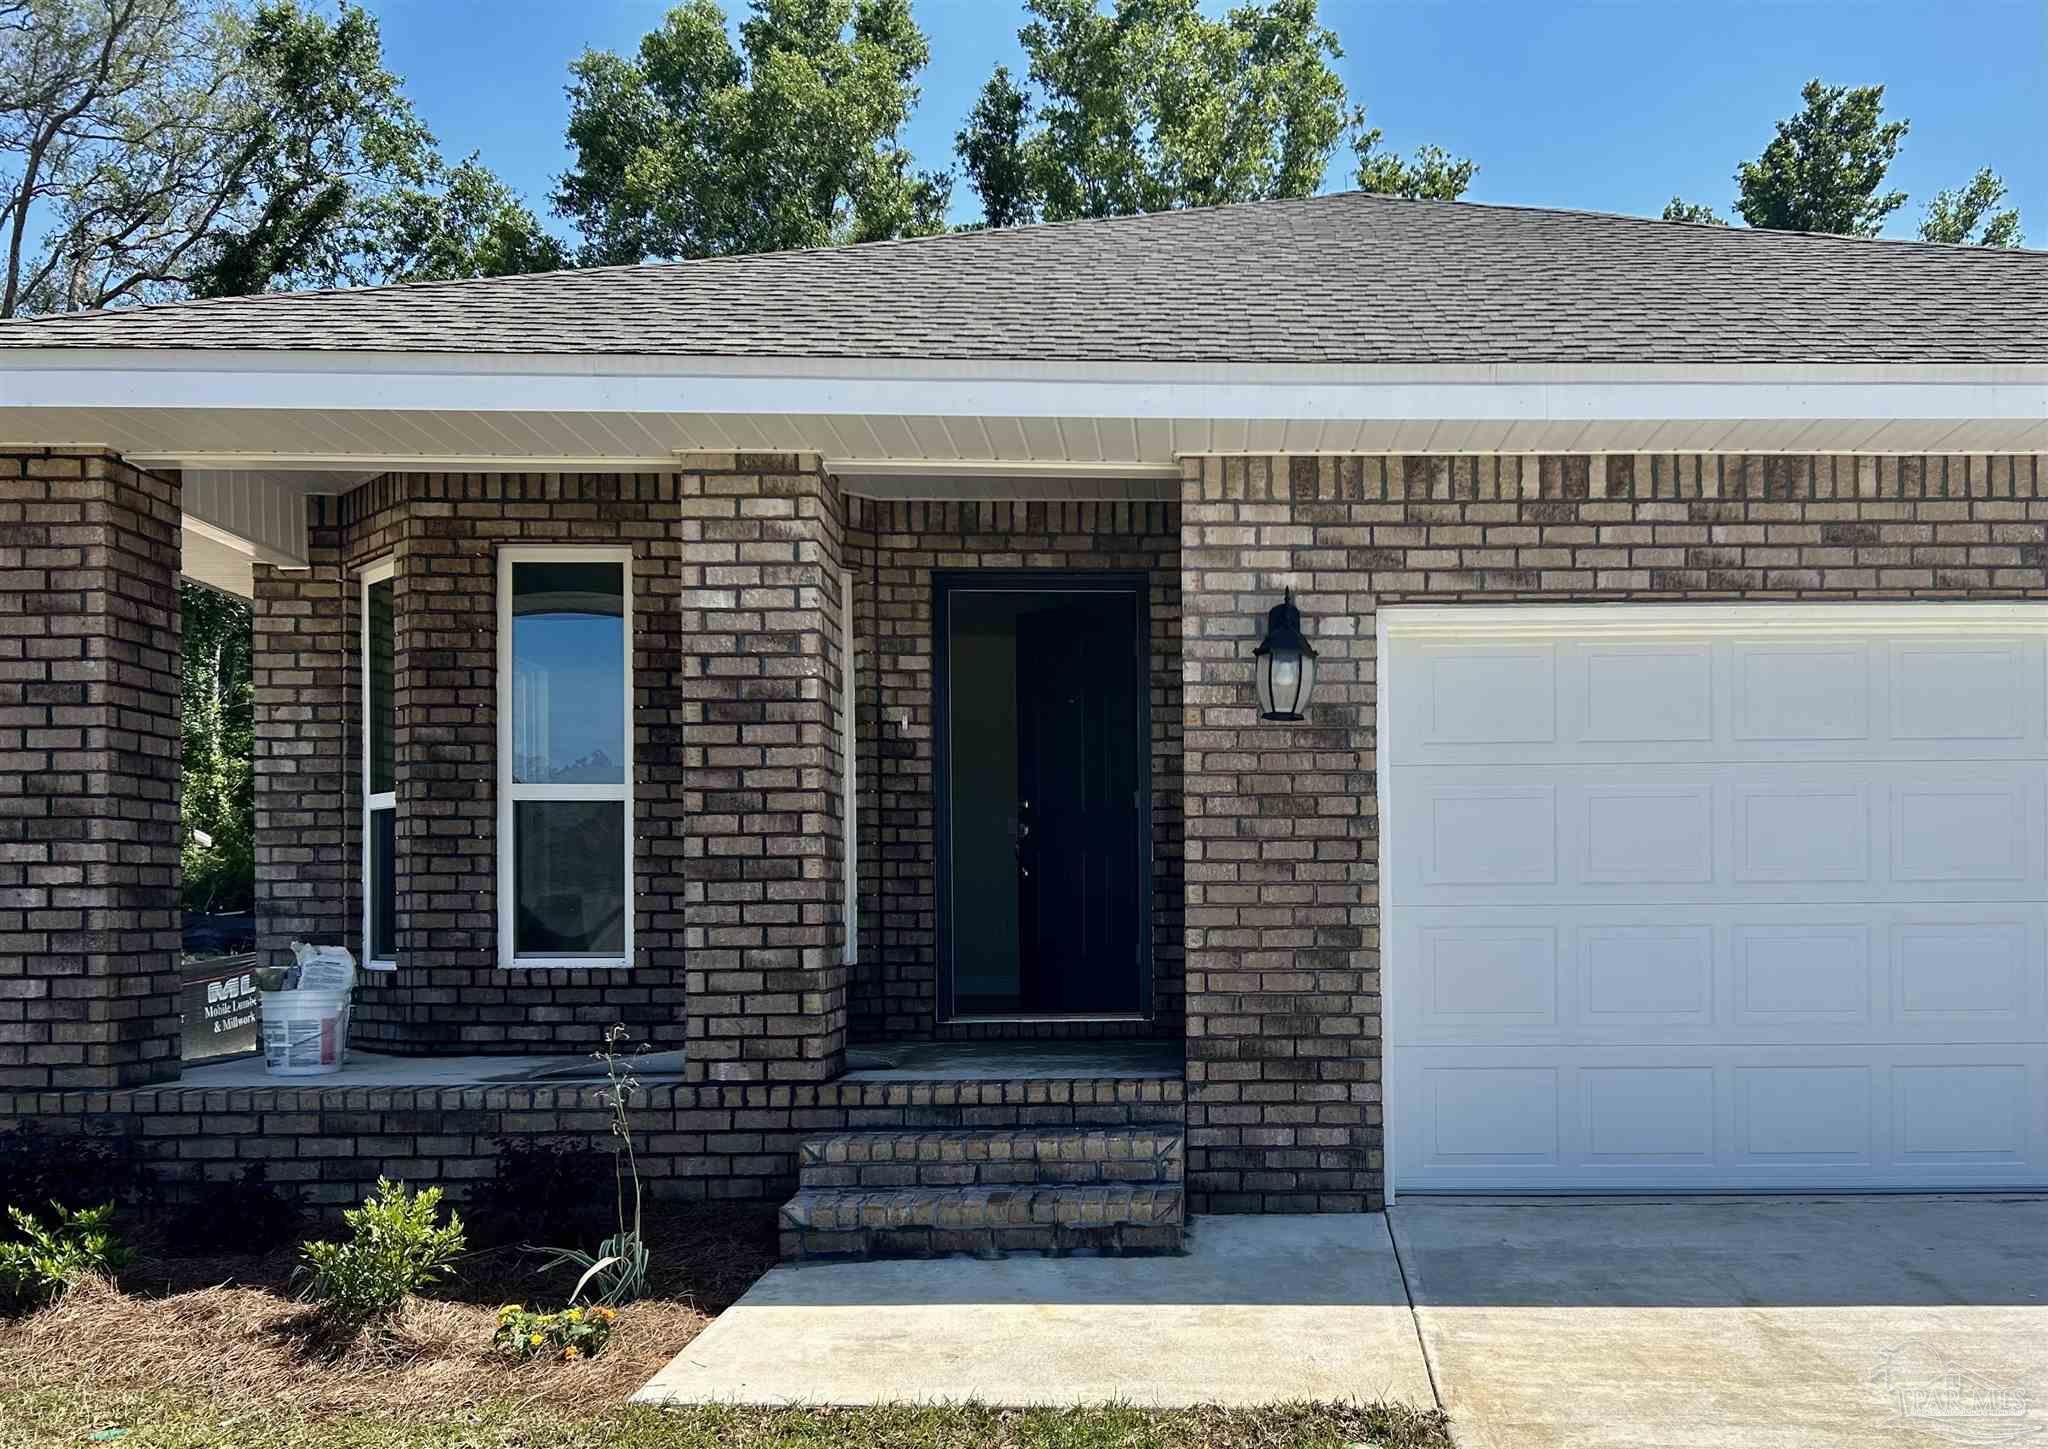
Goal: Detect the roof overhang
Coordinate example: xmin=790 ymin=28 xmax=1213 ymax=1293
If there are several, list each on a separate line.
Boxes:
xmin=5 ymin=347 xmax=2044 ymax=595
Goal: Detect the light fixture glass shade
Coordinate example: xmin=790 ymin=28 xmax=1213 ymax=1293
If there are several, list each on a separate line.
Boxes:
xmin=1253 ymin=592 xmax=1318 ymax=721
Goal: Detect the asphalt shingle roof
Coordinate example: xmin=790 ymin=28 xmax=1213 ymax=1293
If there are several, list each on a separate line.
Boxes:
xmin=0 ymin=191 xmax=2042 ymax=364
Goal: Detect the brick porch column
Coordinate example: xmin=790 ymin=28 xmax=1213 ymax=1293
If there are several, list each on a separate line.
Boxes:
xmin=250 ymin=507 xmax=356 ymax=968
xmin=1180 ymin=456 xmax=1380 ymax=1212
xmin=679 ymin=455 xmax=847 ymax=1084
xmin=0 ymin=449 xmax=183 ymax=1088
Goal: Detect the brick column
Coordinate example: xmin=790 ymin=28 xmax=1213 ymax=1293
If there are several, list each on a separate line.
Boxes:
xmin=251 ymin=506 xmax=357 ymax=969
xmin=0 ymin=449 xmax=183 ymax=1088
xmin=679 ymin=455 xmax=847 ymax=1084
xmin=1181 ymin=456 xmax=1379 ymax=1212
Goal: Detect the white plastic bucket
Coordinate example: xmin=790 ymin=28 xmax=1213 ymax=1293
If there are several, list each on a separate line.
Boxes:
xmin=260 ymin=990 xmax=352 ymax=1076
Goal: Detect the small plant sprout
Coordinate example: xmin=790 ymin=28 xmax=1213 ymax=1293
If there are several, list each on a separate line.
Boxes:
xmin=537 ymin=1024 xmax=651 ymax=1307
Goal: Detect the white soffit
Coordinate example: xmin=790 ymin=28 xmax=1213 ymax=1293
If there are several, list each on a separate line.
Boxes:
xmin=1 ymin=351 xmax=2044 ymax=468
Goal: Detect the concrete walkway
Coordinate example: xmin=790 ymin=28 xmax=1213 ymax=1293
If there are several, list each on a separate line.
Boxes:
xmin=1391 ymin=1195 xmax=2048 ymax=1449
xmin=633 ymin=1213 xmax=1434 ymax=1408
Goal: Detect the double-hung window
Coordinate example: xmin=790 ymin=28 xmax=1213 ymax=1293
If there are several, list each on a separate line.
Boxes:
xmin=361 ymin=560 xmax=397 ymax=967
xmin=497 ymin=547 xmax=633 ymax=967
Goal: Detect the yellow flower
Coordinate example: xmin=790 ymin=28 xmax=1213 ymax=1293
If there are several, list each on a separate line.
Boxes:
xmin=565 ymin=1308 xmax=582 ymax=1322
xmin=529 ymin=1333 xmax=545 ymax=1347
xmin=562 ymin=1346 xmax=581 ymax=1361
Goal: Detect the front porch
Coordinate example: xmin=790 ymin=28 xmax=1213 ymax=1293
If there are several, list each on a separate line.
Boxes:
xmin=0 ymin=1038 xmax=1187 ymax=1232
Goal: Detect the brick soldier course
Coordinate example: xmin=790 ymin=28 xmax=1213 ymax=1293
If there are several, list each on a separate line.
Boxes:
xmin=0 ymin=449 xmax=184 ymax=1090
xmin=7 ymin=447 xmax=2047 ymax=1220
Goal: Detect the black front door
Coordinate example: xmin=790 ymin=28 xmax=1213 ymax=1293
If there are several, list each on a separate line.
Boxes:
xmin=939 ymin=576 xmax=1149 ymax=1018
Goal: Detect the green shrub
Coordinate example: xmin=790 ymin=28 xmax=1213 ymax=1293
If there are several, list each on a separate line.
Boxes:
xmin=0 ymin=1203 xmax=127 ymax=1310
xmin=162 ymin=1162 xmax=304 ymax=1256
xmin=464 ymin=1137 xmax=613 ymax=1250
xmin=297 ymin=1178 xmax=465 ymax=1325
xmin=492 ymin=1302 xmax=618 ymax=1362
xmin=0 ymin=1124 xmax=155 ymax=1231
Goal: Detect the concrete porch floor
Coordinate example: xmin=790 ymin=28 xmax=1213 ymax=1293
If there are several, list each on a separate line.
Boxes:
xmin=842 ymin=1039 xmax=1184 ymax=1081
xmin=176 ymin=1048 xmax=688 ymax=1088
xmin=172 ymin=1039 xmax=1177 ymax=1089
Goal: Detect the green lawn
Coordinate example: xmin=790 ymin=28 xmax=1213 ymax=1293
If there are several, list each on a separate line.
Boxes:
xmin=4 ymin=1387 xmax=1451 ymax=1449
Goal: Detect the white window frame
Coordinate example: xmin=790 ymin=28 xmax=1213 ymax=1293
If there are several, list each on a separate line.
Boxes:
xmin=360 ymin=558 xmax=397 ymax=969
xmin=496 ymin=545 xmax=634 ymax=969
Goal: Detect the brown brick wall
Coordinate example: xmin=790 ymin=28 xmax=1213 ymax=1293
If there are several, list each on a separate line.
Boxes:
xmin=254 ymin=470 xmax=695 ymax=1053
xmin=679 ymin=459 xmax=848 ymax=1083
xmin=251 ymin=517 xmax=356 ymax=978
xmin=0 ymin=449 xmax=182 ymax=1088
xmin=842 ymin=497 xmax=1184 ymax=1043
xmin=1181 ymin=450 xmax=2048 ymax=1213
xmin=0 ymin=1073 xmax=1184 ymax=1216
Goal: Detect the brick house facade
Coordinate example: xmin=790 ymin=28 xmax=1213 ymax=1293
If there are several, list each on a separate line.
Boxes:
xmin=4 ymin=190 xmax=2045 ymax=1241
xmin=10 ymin=439 xmax=2045 ymax=1219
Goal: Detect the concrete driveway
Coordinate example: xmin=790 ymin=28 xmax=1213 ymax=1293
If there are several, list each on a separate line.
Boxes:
xmin=1390 ymin=1195 xmax=2048 ymax=1449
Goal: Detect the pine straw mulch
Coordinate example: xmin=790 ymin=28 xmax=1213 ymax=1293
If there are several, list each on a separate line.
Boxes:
xmin=0 ymin=1202 xmax=780 ymax=1425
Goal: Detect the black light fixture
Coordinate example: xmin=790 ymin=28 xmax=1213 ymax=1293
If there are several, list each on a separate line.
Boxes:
xmin=1253 ymin=590 xmax=1318 ymax=721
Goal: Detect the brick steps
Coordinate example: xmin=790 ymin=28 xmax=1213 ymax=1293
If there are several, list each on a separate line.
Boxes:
xmin=780 ymin=1124 xmax=1185 ymax=1259
xmin=780 ymin=1182 xmax=1184 ymax=1260
xmin=797 ymin=1125 xmax=1182 ymax=1189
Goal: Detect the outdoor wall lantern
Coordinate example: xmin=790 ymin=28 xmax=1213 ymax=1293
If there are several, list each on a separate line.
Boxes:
xmin=1253 ymin=590 xmax=1318 ymax=721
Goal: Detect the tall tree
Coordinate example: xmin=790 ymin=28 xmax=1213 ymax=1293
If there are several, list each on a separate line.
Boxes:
xmin=1660 ymin=197 xmax=1727 ymax=226
xmin=1356 ymin=140 xmax=1475 ymax=201
xmin=556 ymin=0 xmax=950 ymax=263
xmin=1 ymin=0 xmax=564 ymax=317
xmin=1734 ymin=78 xmax=1908 ymax=236
xmin=957 ymin=0 xmax=1458 ymax=227
xmin=179 ymin=580 xmax=253 ymax=913
xmin=1919 ymin=166 xmax=2023 ymax=247
xmin=956 ymin=64 xmax=1037 ymax=228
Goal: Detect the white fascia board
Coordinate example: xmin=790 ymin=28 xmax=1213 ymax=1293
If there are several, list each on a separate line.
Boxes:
xmin=1 ymin=348 xmax=2045 ymax=425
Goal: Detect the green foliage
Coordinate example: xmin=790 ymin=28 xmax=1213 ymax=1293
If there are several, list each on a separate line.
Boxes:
xmin=465 ymin=1137 xmax=615 ymax=1249
xmin=0 ymin=1203 xmax=127 ymax=1310
xmin=1734 ymin=78 xmax=1908 ymax=237
xmin=0 ymin=1124 xmax=156 ymax=1228
xmin=1919 ymin=167 xmax=2023 ymax=247
xmin=297 ymin=1178 xmax=466 ymax=1325
xmin=1660 ymin=197 xmax=1727 ymax=226
xmin=2 ymin=0 xmax=563 ymax=317
xmin=162 ymin=1162 xmax=304 ymax=1255
xmin=959 ymin=0 xmax=1430 ymax=227
xmin=179 ymin=581 xmax=254 ymax=914
xmin=493 ymin=1302 xmax=619 ymax=1362
xmin=556 ymin=0 xmax=951 ymax=264
xmin=956 ymin=66 xmax=1038 ymax=228
xmin=1356 ymin=141 xmax=1476 ymax=202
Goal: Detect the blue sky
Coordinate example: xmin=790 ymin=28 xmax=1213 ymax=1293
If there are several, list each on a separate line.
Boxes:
xmin=364 ymin=0 xmax=2045 ymax=245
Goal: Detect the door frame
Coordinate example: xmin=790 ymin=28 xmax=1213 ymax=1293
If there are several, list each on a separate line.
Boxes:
xmin=932 ymin=569 xmax=1154 ymax=1024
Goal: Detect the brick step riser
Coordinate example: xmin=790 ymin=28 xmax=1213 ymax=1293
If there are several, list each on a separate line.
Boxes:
xmin=779 ymin=1182 xmax=1184 ymax=1261
xmin=797 ymin=1128 xmax=1184 ymax=1192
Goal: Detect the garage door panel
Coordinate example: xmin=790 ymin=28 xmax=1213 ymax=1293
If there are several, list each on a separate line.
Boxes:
xmin=1391 ymin=629 xmax=2048 ymax=768
xmin=1396 ymin=1047 xmax=2048 ymax=1190
xmin=1398 ymin=766 xmax=2045 ymax=905
xmin=1387 ymin=605 xmax=2048 ymax=1194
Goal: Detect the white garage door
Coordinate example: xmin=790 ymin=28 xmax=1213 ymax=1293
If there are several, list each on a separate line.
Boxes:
xmin=1384 ymin=604 xmax=2048 ymax=1194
